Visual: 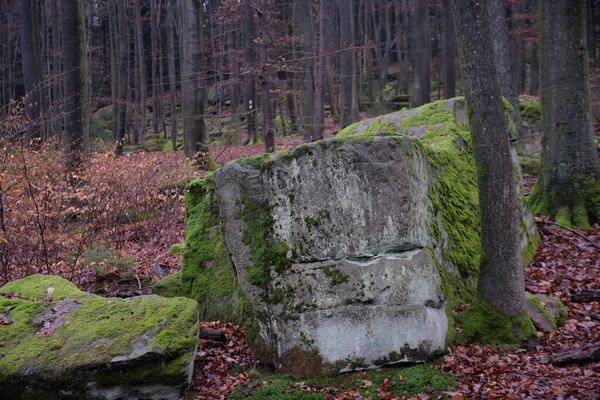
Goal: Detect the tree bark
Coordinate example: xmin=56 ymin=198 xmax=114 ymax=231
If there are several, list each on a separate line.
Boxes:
xmin=571 ymin=289 xmax=600 ymax=303
xmin=529 ymin=0 xmax=600 ymax=230
xmin=182 ymin=0 xmax=208 ymax=159
xmin=115 ymin=0 xmax=128 ymax=156
xmin=339 ymin=0 xmax=355 ymax=128
xmin=167 ymin=0 xmax=178 ymax=150
xmin=489 ymin=0 xmax=522 ymax=143
xmin=255 ymin=0 xmax=275 ymax=153
xmin=244 ymin=0 xmax=257 ymax=144
xmin=550 ymin=343 xmax=600 ymax=366
xmin=442 ymin=0 xmax=456 ymax=98
xmin=314 ymin=0 xmax=326 ymax=141
xmin=18 ymin=0 xmax=43 ymax=139
xmin=151 ymin=0 xmax=161 ymax=137
xmin=50 ymin=0 xmax=61 ymax=138
xmin=61 ymin=0 xmax=88 ymax=171
xmin=133 ymin=0 xmax=148 ymax=143
xmin=453 ymin=0 xmax=532 ymax=340
xmin=296 ymin=0 xmax=315 ymax=141
xmin=108 ymin=0 xmax=119 ymax=142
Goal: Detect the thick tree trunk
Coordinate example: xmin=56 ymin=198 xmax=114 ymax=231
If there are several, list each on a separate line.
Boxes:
xmin=442 ymin=0 xmax=456 ymax=98
xmin=244 ymin=0 xmax=257 ymax=144
xmin=453 ymin=0 xmax=534 ymax=342
xmin=489 ymin=0 xmax=522 ymax=143
xmin=18 ymin=0 xmax=43 ymax=139
xmin=182 ymin=0 xmax=208 ymax=159
xmin=61 ymin=0 xmax=88 ymax=171
xmin=529 ymin=0 xmax=600 ymax=230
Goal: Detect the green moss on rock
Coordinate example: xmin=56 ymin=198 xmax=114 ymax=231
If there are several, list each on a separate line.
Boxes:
xmin=0 ymin=274 xmax=86 ymax=300
xmin=181 ymin=178 xmax=261 ymax=345
xmin=153 ymin=271 xmax=183 ymax=298
xmin=169 ymin=243 xmax=186 ymax=257
xmin=459 ymin=296 xmax=537 ymax=344
xmin=0 ymin=275 xmax=198 ymax=386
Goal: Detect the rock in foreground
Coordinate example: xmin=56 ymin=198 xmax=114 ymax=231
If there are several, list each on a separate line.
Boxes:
xmin=174 ymin=99 xmax=539 ymax=375
xmin=0 ymin=275 xmax=199 ymax=400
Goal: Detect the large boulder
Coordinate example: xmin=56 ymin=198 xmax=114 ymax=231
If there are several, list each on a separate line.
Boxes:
xmin=175 ymin=99 xmax=539 ymax=375
xmin=0 ymin=275 xmax=199 ymax=400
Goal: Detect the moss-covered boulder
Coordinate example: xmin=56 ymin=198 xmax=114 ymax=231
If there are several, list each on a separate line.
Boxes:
xmin=0 ymin=275 xmax=199 ymax=400
xmin=173 ymin=99 xmax=539 ymax=375
xmin=526 ymin=294 xmax=567 ymax=331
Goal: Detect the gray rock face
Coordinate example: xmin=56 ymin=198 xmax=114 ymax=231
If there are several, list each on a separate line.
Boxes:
xmin=213 ymin=135 xmax=448 ymax=373
xmin=0 ymin=275 xmax=199 ymax=400
xmin=179 ymin=98 xmax=539 ymax=375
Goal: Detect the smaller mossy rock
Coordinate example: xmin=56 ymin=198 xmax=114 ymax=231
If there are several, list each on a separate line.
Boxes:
xmin=0 ymin=275 xmax=199 ymax=400
xmin=525 ymin=294 xmax=567 ymax=331
xmin=153 ymin=272 xmax=183 ymax=298
xmin=146 ymin=138 xmax=169 ymax=152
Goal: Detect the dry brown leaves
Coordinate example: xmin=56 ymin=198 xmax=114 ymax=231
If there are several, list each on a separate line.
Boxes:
xmin=181 ymin=322 xmax=255 ymax=400
xmin=441 ymin=217 xmax=600 ymax=399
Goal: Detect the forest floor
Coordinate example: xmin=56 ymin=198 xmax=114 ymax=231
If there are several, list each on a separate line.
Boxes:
xmin=0 ymin=119 xmax=599 ymax=399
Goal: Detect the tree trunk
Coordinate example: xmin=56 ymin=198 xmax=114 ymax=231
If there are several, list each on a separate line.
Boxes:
xmin=151 ymin=0 xmax=161 ymax=137
xmin=340 ymin=0 xmax=354 ymax=128
xmin=489 ymin=0 xmax=522 ymax=143
xmin=297 ymin=0 xmax=315 ymax=141
xmin=108 ymin=0 xmax=119 ymax=142
xmin=18 ymin=0 xmax=43 ymax=139
xmin=115 ymin=0 xmax=128 ymax=156
xmin=442 ymin=0 xmax=456 ymax=98
xmin=417 ymin=0 xmax=431 ymax=105
xmin=529 ymin=0 xmax=600 ymax=230
xmin=182 ymin=0 xmax=208 ymax=159
xmin=255 ymin=0 xmax=275 ymax=153
xmin=7 ymin=3 xmax=16 ymax=116
xmin=40 ymin=0 xmax=50 ymax=136
xmin=50 ymin=0 xmax=61 ymax=138
xmin=61 ymin=0 xmax=88 ymax=171
xmin=244 ymin=0 xmax=257 ymax=144
xmin=453 ymin=0 xmax=535 ymax=342
xmin=314 ymin=0 xmax=326 ymax=141
xmin=133 ymin=0 xmax=147 ymax=142
xmin=167 ymin=0 xmax=178 ymax=151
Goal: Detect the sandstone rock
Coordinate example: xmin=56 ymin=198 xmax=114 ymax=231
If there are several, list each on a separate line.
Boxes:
xmin=172 ymin=99 xmax=539 ymax=375
xmin=526 ymin=294 xmax=567 ymax=331
xmin=0 ymin=275 xmax=199 ymax=400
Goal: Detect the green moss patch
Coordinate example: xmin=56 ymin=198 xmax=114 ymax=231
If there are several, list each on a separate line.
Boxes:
xmin=0 ymin=275 xmax=86 ymax=300
xmin=230 ymin=363 xmax=455 ymax=399
xmin=181 ymin=178 xmax=260 ymax=345
xmin=153 ymin=271 xmax=183 ymax=298
xmin=0 ymin=275 xmax=198 ymax=385
xmin=458 ymin=296 xmax=537 ymax=344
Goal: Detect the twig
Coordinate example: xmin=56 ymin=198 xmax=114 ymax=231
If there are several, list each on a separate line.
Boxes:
xmin=535 ymin=220 xmax=600 ymax=251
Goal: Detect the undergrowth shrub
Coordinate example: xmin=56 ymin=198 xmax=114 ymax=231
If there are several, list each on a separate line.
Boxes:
xmin=0 ymin=114 xmax=204 ymax=290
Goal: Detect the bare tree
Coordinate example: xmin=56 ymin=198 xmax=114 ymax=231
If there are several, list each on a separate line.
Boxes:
xmin=182 ymin=0 xmax=208 ymax=158
xmin=61 ymin=0 xmax=88 ymax=171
